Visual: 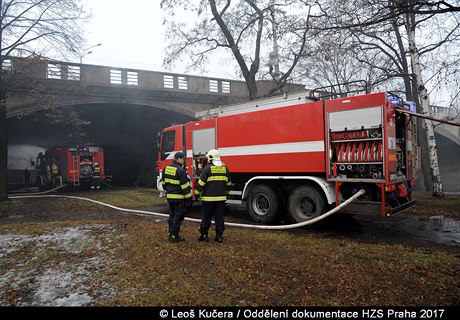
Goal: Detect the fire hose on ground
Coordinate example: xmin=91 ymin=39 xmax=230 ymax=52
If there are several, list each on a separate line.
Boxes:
xmin=9 ymin=189 xmax=366 ymax=230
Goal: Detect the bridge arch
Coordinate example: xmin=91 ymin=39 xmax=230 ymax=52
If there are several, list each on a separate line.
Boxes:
xmin=5 ymin=56 xmax=306 ymax=119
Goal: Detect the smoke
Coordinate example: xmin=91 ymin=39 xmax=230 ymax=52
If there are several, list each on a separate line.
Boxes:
xmin=7 ymin=145 xmax=46 ymax=170
xmin=7 ymin=104 xmax=193 ymax=186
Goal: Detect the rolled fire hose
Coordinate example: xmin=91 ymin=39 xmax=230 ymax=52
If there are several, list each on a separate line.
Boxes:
xmin=9 ymin=189 xmax=366 ymax=230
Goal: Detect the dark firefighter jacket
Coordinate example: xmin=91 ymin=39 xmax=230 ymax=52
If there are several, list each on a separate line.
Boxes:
xmin=195 ymin=162 xmax=232 ymax=202
xmin=161 ymin=160 xmax=192 ymax=202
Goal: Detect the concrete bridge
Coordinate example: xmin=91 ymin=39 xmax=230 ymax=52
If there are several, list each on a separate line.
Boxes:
xmin=4 ymin=56 xmax=305 ymax=118
xmin=431 ymin=106 xmax=460 ymax=146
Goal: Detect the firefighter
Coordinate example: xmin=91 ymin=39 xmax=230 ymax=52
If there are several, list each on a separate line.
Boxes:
xmin=91 ymin=162 xmax=102 ymax=190
xmin=195 ymin=149 xmax=232 ymax=243
xmin=161 ymin=152 xmax=191 ymax=243
xmin=104 ymin=168 xmax=113 ymax=183
xmin=23 ymin=168 xmax=30 ymax=184
xmin=51 ymin=161 xmax=59 ymax=176
xmin=51 ymin=160 xmax=61 ymax=187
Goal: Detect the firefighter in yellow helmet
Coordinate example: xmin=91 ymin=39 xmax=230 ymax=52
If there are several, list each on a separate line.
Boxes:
xmin=195 ymin=149 xmax=232 ymax=243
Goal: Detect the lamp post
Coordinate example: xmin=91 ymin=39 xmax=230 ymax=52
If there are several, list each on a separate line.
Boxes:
xmin=78 ymin=43 xmax=102 ymax=64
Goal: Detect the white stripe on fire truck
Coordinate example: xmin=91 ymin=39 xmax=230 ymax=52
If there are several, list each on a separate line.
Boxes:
xmin=181 ymin=141 xmax=323 ymax=159
xmin=218 ymin=141 xmax=324 ymax=157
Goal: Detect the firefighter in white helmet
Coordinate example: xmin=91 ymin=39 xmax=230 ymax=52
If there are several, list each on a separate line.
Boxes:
xmin=195 ymin=149 xmax=232 ymax=243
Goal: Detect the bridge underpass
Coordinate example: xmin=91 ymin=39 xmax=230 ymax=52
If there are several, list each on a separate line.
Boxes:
xmin=4 ymin=57 xmax=304 ymax=187
xmin=7 ymin=102 xmax=194 ymax=187
xmin=432 ymin=108 xmax=460 ymax=193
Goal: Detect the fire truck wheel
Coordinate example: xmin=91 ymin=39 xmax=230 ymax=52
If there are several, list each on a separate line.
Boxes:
xmin=288 ymin=186 xmax=326 ymax=223
xmin=247 ymin=184 xmax=279 ymax=224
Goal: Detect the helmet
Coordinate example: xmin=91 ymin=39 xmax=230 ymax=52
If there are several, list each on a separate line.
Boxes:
xmin=206 ymin=149 xmax=221 ymax=161
xmin=174 ymin=152 xmax=185 ymax=160
xmin=94 ymin=162 xmax=98 ymax=166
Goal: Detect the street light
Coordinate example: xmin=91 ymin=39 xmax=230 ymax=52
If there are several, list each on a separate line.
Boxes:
xmin=78 ymin=43 xmax=102 ymax=64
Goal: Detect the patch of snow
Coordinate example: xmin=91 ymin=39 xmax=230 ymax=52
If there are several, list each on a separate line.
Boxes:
xmin=0 ymin=224 xmax=122 ymax=306
xmin=28 ymin=269 xmax=92 ymax=306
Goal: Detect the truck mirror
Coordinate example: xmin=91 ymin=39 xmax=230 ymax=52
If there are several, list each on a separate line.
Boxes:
xmin=156 ymin=132 xmax=161 ymax=149
xmin=31 ymin=160 xmax=35 ymax=167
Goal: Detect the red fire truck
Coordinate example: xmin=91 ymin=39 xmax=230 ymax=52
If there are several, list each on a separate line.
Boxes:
xmin=35 ymin=146 xmax=105 ymax=190
xmin=156 ymin=91 xmax=419 ymax=223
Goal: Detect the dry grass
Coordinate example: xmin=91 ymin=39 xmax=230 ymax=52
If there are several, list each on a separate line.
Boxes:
xmin=0 ymin=189 xmax=459 ymax=306
xmin=407 ymin=192 xmax=460 ymax=218
xmin=95 ymin=220 xmax=459 ymax=307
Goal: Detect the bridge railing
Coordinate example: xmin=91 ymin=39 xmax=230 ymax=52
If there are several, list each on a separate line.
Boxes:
xmin=4 ymin=56 xmax=305 ymax=99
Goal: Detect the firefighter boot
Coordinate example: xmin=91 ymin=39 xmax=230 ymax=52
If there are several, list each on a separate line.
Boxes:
xmin=214 ymin=230 xmax=224 ymax=243
xmin=169 ymin=233 xmax=185 ymax=243
xmin=198 ymin=228 xmax=208 ymax=242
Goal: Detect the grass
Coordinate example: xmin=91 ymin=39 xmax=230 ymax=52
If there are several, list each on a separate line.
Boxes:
xmin=407 ymin=192 xmax=460 ymax=218
xmin=0 ymin=188 xmax=165 ymax=220
xmin=0 ymin=189 xmax=459 ymax=306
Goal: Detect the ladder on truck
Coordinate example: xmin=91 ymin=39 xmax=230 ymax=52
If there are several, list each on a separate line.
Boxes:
xmin=72 ymin=155 xmax=80 ymax=186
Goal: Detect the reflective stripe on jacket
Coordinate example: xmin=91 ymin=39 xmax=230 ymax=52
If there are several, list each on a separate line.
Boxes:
xmin=93 ymin=166 xmax=101 ymax=178
xmin=51 ymin=164 xmax=59 ymax=175
xmin=161 ymin=160 xmax=191 ymax=201
xmin=195 ymin=162 xmax=232 ymax=202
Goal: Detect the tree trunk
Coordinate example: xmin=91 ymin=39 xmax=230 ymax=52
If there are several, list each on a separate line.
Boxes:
xmin=393 ymin=17 xmax=429 ymax=191
xmin=411 ymin=83 xmax=431 ymax=192
xmin=0 ymin=101 xmax=8 ymax=201
xmin=405 ymin=13 xmax=444 ymax=197
xmin=247 ymin=77 xmax=259 ymax=100
xmin=0 ymin=4 xmax=7 ymax=202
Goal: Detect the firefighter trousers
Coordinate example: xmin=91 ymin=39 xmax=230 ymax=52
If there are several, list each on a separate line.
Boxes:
xmin=167 ymin=200 xmax=187 ymax=236
xmin=200 ymin=201 xmax=226 ymax=235
xmin=91 ymin=177 xmax=101 ymax=189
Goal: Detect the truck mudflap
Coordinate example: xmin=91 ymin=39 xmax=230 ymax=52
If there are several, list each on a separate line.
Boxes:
xmin=339 ymin=199 xmax=416 ymax=216
xmin=387 ymin=199 xmax=417 ymax=216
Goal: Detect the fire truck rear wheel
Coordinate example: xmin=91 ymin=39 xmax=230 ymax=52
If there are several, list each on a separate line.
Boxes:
xmin=247 ymin=184 xmax=279 ymax=224
xmin=288 ymin=186 xmax=326 ymax=223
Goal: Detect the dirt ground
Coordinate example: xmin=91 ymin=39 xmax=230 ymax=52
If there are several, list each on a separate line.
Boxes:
xmin=0 ymin=189 xmax=459 ymax=307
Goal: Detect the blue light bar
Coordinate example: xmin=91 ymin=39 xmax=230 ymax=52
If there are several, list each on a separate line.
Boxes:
xmin=387 ymin=95 xmax=401 ymax=105
xmin=406 ymin=101 xmax=416 ymax=112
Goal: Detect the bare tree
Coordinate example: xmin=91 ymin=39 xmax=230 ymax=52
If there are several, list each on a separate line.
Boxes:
xmin=298 ymin=32 xmax=392 ymax=95
xmin=302 ymin=0 xmax=460 ymax=196
xmin=160 ymin=0 xmax=316 ymax=99
xmin=0 ymin=0 xmax=88 ymax=202
xmin=403 ymin=8 xmax=458 ymax=196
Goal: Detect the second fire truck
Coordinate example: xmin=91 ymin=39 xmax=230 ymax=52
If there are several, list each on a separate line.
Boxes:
xmin=34 ymin=146 xmax=105 ymax=190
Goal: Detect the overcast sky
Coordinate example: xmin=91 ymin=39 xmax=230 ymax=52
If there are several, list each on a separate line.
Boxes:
xmin=79 ymin=0 xmax=236 ymax=79
xmin=79 ymin=0 xmax=166 ymax=71
xmin=77 ymin=0 xmax=455 ymax=107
